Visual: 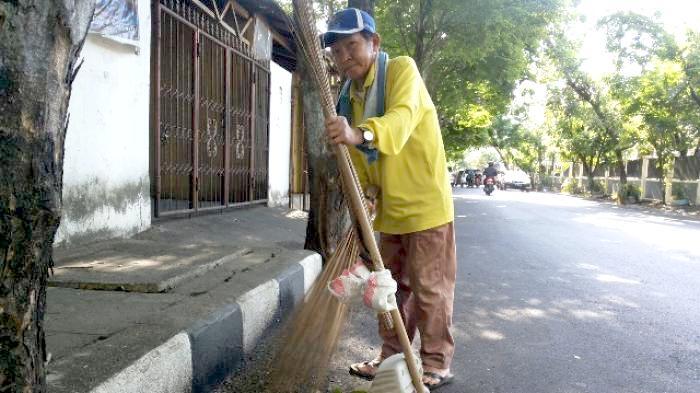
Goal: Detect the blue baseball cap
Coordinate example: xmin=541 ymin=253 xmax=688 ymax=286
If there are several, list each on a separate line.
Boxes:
xmin=321 ymin=8 xmax=376 ymax=48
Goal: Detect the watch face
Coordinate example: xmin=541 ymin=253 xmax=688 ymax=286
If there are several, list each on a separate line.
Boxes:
xmin=363 ymin=130 xmax=374 ymax=142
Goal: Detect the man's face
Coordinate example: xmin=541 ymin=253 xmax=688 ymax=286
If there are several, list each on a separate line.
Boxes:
xmin=330 ymin=32 xmax=379 ymax=82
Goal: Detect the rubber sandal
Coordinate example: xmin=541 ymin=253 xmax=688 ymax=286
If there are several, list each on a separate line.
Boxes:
xmin=348 ymin=357 xmax=383 ymax=381
xmin=423 ymin=371 xmax=454 ymax=390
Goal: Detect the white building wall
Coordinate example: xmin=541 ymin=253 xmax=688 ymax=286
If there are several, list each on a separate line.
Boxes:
xmin=57 ymin=0 xmax=151 ymax=246
xmin=267 ymin=61 xmax=292 ymax=207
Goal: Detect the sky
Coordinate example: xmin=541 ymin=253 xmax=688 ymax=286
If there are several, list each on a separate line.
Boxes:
xmin=574 ymin=0 xmax=700 ymax=77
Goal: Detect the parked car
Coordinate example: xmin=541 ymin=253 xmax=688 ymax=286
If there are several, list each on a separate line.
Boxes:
xmin=503 ymin=170 xmax=531 ymax=191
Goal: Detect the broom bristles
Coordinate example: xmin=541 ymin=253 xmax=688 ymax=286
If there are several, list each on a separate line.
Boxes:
xmin=267 ymin=1 xmax=378 ymax=391
xmin=268 ymin=229 xmax=360 ymax=392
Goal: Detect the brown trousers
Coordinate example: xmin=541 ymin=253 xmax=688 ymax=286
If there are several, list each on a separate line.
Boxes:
xmin=378 ymin=222 xmax=457 ymax=373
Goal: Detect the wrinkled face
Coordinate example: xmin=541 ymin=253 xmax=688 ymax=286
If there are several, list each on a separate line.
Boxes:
xmin=330 ymin=32 xmax=380 ymax=82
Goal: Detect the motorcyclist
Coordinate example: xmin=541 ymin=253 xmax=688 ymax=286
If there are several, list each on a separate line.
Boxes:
xmin=484 ymin=162 xmax=498 ymax=178
xmin=466 ymin=169 xmax=475 ymax=187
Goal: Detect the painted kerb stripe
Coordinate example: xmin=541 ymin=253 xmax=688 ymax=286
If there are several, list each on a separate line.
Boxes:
xmin=188 ymin=303 xmax=244 ymax=393
xmin=237 ymin=279 xmax=280 ymax=354
xmin=90 ymin=333 xmax=192 ymax=393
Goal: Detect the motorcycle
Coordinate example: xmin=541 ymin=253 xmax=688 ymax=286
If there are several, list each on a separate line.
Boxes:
xmin=484 ymin=176 xmax=495 ymax=196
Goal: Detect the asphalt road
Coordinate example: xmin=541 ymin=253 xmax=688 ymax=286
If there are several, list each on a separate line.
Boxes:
xmin=218 ymin=188 xmax=700 ymax=393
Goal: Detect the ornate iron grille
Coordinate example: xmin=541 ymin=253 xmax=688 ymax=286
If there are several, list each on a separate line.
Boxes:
xmin=229 ymin=49 xmax=254 ymax=203
xmin=254 ymin=64 xmax=270 ymax=201
xmin=158 ymin=10 xmax=195 ymax=212
xmin=153 ymin=0 xmax=271 ymax=217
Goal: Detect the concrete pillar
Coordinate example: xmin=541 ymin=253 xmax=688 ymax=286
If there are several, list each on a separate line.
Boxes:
xmin=641 ymin=157 xmax=649 ymax=200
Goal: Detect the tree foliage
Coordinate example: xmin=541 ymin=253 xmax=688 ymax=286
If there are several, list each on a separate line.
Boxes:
xmin=530 ymin=10 xmax=700 ymax=202
xmin=600 ymin=12 xmax=700 ymax=154
xmin=547 ymin=85 xmax=613 ymax=188
xmin=373 ymin=0 xmax=567 ymax=157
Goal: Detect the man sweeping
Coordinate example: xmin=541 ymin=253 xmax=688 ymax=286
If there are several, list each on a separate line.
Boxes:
xmin=322 ymin=8 xmax=457 ymax=390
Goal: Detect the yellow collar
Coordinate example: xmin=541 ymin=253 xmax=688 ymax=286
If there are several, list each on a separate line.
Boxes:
xmin=350 ymin=61 xmax=377 ymax=102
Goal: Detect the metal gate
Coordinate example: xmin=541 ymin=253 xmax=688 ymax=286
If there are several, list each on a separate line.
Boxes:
xmin=153 ymin=0 xmax=270 ymax=217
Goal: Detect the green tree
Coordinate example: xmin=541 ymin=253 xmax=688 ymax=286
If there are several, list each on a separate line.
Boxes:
xmin=487 ymin=116 xmax=521 ymax=169
xmin=374 ymin=0 xmax=567 ymax=156
xmin=626 ymin=61 xmax=698 ymax=203
xmin=547 ymin=86 xmax=614 ymax=191
xmin=686 ymin=32 xmax=700 ymax=113
xmin=506 ymin=85 xmax=554 ymax=183
xmin=600 ymin=12 xmax=700 ymax=156
xmin=545 ymin=32 xmax=634 ymax=200
xmin=513 ymin=129 xmax=548 ymax=178
xmin=598 ymin=12 xmax=679 ymax=71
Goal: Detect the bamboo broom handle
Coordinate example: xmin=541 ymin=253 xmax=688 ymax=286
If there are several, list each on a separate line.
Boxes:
xmin=330 ymin=142 xmax=425 ymax=392
xmin=289 ymin=0 xmax=421 ymax=386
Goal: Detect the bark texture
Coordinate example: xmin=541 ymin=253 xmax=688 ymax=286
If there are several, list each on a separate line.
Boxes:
xmin=0 ymin=0 xmax=93 ymax=390
xmin=300 ymin=58 xmax=349 ymax=259
xmin=302 ymin=0 xmax=375 ymax=260
xmin=348 ymin=0 xmax=374 ymax=15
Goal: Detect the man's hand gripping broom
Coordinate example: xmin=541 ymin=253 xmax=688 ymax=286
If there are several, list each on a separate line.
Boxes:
xmin=290 ymin=1 xmax=428 ymax=391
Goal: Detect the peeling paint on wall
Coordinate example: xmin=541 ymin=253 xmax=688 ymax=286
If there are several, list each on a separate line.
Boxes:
xmin=57 ymin=0 xmax=152 ymax=248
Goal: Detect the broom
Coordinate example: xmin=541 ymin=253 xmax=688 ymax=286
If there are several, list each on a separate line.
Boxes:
xmin=268 ymin=0 xmax=424 ymax=391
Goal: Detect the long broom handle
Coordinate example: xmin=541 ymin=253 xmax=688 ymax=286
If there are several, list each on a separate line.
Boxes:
xmin=288 ymin=1 xmax=423 ymax=388
xmin=330 ymin=140 xmax=424 ymax=392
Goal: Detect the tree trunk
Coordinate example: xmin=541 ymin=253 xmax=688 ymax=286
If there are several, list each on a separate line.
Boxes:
xmin=492 ymin=146 xmax=510 ymax=170
xmin=348 ymin=0 xmax=375 ymax=15
xmin=0 ymin=0 xmax=94 ymax=390
xmin=655 ymin=152 xmax=671 ymax=205
xmin=615 ymin=150 xmax=627 ymax=184
xmin=300 ymin=59 xmax=349 ymax=260
xmin=412 ymin=0 xmax=430 ymax=73
xmin=302 ymin=0 xmax=376 ymax=260
xmin=581 ymin=161 xmax=595 ymax=192
xmin=663 ymin=155 xmax=676 ymax=206
xmin=536 ymin=148 xmax=545 ymax=191
xmin=689 ymin=85 xmax=700 ymax=110
xmin=615 ymin=149 xmax=627 ymax=204
xmin=548 ymin=153 xmax=556 ymax=175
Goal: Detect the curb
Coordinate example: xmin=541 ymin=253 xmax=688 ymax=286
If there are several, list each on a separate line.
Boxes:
xmin=89 ymin=252 xmax=322 ymax=393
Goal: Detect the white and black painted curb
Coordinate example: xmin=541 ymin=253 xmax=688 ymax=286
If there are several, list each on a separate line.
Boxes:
xmin=89 ymin=252 xmax=323 ymax=393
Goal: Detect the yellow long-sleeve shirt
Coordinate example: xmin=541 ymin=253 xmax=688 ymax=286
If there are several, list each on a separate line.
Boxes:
xmin=348 ymin=56 xmax=454 ymax=234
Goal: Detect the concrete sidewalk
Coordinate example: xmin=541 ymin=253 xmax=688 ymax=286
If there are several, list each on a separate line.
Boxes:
xmin=46 ymin=207 xmax=322 ymax=393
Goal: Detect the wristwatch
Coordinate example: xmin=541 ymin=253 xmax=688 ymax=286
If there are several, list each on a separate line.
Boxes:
xmin=359 ymin=127 xmax=374 ymax=146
